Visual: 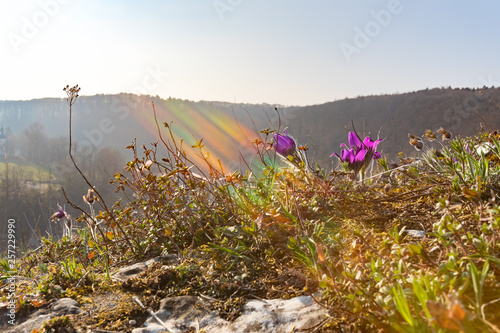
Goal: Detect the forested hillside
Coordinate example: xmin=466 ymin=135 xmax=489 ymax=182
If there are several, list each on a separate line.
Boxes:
xmin=286 ymin=87 xmax=500 ymax=168
xmin=1 ymin=87 xmax=499 ymax=248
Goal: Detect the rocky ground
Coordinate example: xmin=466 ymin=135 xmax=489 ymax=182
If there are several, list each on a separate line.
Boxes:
xmin=1 ymin=245 xmax=330 ymax=332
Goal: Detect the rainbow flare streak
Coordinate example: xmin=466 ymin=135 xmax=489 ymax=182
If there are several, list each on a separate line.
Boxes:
xmin=127 ymin=96 xmax=257 ymax=174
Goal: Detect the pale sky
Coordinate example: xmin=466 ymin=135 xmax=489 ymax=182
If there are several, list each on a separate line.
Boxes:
xmin=1 ymin=0 xmax=500 ymax=105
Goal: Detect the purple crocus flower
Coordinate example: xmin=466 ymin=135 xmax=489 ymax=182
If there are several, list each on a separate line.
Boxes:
xmin=274 ymin=131 xmax=296 ymax=157
xmin=362 ymin=136 xmax=383 ymax=160
xmin=51 ymin=204 xmax=73 ymax=240
xmin=332 ymin=131 xmax=383 ymax=179
xmin=51 ymin=204 xmax=68 ymax=221
xmin=55 ymin=209 xmax=66 ymax=219
xmin=335 ymin=147 xmax=365 ymax=174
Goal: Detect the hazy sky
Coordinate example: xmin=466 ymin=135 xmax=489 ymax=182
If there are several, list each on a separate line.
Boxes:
xmin=1 ymin=0 xmax=500 ymax=105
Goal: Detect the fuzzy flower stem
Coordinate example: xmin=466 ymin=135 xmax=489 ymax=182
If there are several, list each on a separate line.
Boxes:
xmin=62 ymin=85 xmax=134 ymax=251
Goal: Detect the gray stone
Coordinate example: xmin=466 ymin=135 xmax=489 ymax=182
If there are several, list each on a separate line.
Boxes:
xmin=132 ymin=296 xmax=227 ymax=333
xmin=112 ymin=261 xmax=148 ymax=283
xmin=222 ymin=296 xmax=326 ymax=333
xmin=406 ymin=229 xmax=426 ymax=238
xmin=5 ymin=297 xmax=82 ymax=333
xmin=133 ymin=295 xmax=327 ymax=333
xmin=112 ymin=254 xmax=179 ymax=283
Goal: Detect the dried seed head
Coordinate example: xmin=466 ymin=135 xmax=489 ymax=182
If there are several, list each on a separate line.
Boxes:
xmin=83 ymin=188 xmax=97 ymax=204
xmin=437 ymin=127 xmax=451 ymax=141
xmin=422 ymin=129 xmax=437 ymax=141
xmin=409 ymin=138 xmax=423 ymax=150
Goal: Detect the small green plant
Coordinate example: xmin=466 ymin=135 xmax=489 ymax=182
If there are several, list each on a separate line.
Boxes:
xmin=0 ymin=257 xmax=17 ymax=278
xmin=41 ymin=315 xmax=76 ymax=333
xmin=60 ymin=256 xmax=84 ymax=282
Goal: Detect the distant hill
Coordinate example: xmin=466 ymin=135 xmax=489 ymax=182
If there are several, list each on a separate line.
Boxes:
xmin=0 ymin=95 xmax=297 ymax=171
xmin=283 ymin=87 xmax=500 ymax=168
xmin=1 ymin=87 xmax=499 ymax=172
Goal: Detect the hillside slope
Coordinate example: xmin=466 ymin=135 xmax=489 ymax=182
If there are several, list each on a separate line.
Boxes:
xmin=284 ymin=87 xmax=500 ymax=168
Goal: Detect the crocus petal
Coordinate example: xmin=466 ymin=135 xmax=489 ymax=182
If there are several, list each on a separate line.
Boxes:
xmin=373 ymin=138 xmax=383 ymax=149
xmin=56 ymin=209 xmax=66 ymax=219
xmin=342 ymin=149 xmax=354 ymax=163
xmin=51 ymin=208 xmax=67 ymax=221
xmin=354 ymin=149 xmax=368 ymax=163
xmin=363 ymin=137 xmax=383 ymax=150
xmin=331 ymin=152 xmax=341 ymax=159
xmin=363 ymin=137 xmax=374 ymax=149
xmin=348 ymin=132 xmax=363 ymax=149
xmin=373 ymin=152 xmax=381 ymax=159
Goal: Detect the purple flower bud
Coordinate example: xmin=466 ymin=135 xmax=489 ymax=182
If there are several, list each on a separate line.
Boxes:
xmin=51 ymin=208 xmax=68 ymax=221
xmin=55 ymin=209 xmax=66 ymax=219
xmin=51 ymin=205 xmax=68 ymax=221
xmin=274 ymin=131 xmax=296 ymax=157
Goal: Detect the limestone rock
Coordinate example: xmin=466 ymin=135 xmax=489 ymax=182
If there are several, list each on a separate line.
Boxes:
xmin=132 ymin=296 xmax=228 ymax=333
xmin=133 ymin=295 xmax=327 ymax=333
xmin=222 ymin=296 xmax=326 ymax=333
xmin=112 ymin=254 xmax=179 ymax=283
xmin=112 ymin=261 xmax=148 ymax=283
xmin=5 ymin=298 xmax=82 ymax=333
